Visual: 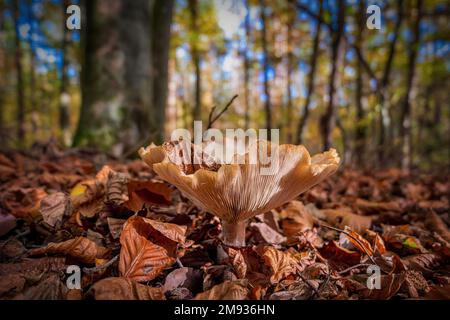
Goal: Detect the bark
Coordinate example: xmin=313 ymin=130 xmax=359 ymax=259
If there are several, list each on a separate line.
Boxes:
xmin=243 ymin=0 xmax=251 ymax=130
xmin=400 ymin=0 xmax=423 ymax=170
xmin=73 ymin=0 xmax=155 ymax=149
xmin=151 ymin=0 xmax=174 ymax=144
xmin=296 ymin=0 xmax=323 ymax=144
xmin=321 ymin=0 xmax=345 ymax=151
xmin=354 ymin=0 xmax=366 ymax=166
xmin=13 ymin=0 xmax=25 ymax=143
xmin=378 ymin=0 xmax=404 ymax=164
xmin=259 ymin=0 xmax=272 ymax=137
xmin=59 ymin=0 xmax=71 ymax=145
xmin=285 ymin=3 xmax=294 ymax=143
xmin=188 ymin=0 xmax=201 ymax=122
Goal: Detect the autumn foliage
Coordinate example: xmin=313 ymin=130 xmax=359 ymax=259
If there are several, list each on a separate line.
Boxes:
xmin=0 ymin=143 xmax=449 ymax=300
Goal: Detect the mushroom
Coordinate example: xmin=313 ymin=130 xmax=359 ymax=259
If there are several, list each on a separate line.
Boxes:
xmin=139 ymin=139 xmax=339 ymax=247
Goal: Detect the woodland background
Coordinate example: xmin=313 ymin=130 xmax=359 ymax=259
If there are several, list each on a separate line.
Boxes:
xmin=0 ymin=0 xmax=449 ymax=169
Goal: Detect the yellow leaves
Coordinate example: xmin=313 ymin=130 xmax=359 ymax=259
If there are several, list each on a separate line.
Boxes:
xmin=194 ymin=280 xmax=249 ymax=300
xmin=30 ymin=237 xmax=110 ymax=264
xmin=262 ymin=247 xmax=299 ymax=284
xmin=89 ymin=277 xmax=165 ymax=300
xmin=119 ymin=216 xmax=186 ymax=282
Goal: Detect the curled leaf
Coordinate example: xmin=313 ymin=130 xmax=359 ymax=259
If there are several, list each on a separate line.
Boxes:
xmin=30 ymin=237 xmax=110 ymax=264
xmin=88 ymin=277 xmax=165 ymax=300
xmin=40 ymin=192 xmax=72 ymax=227
xmin=194 ymin=280 xmax=249 ymax=300
xmin=262 ymin=247 xmax=299 ymax=284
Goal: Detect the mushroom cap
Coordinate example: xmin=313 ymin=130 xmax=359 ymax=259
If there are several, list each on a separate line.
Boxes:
xmin=139 ymin=140 xmax=339 ymax=223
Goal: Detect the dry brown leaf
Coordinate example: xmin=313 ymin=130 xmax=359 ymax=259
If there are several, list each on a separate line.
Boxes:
xmin=227 ymin=247 xmax=247 ymax=279
xmin=88 ymin=277 xmax=165 ymax=300
xmin=0 ymin=274 xmax=26 ymax=297
xmin=40 ymin=192 xmax=72 ymax=227
xmin=194 ymin=280 xmax=249 ymax=300
xmin=107 ymin=217 xmax=126 ymax=239
xmin=359 ymin=273 xmax=405 ymax=299
xmin=119 ymin=216 xmax=185 ymax=282
xmin=0 ymin=257 xmax=66 ymax=276
xmin=262 ymin=247 xmax=298 ymax=284
xmin=402 ymin=253 xmax=442 ymax=272
xmin=12 ymin=273 xmax=68 ymax=300
xmin=354 ymin=198 xmax=403 ymax=214
xmin=163 ymin=267 xmax=202 ymax=293
xmin=344 ymin=227 xmax=374 ymax=256
xmin=0 ymin=213 xmax=16 ymax=237
xmin=319 ymin=241 xmax=361 ymax=269
xmin=250 ymin=222 xmax=286 ymax=245
xmin=279 ymin=200 xmax=315 ymax=233
xmin=124 ymin=180 xmax=172 ymax=211
xmin=30 ymin=237 xmax=110 ymax=264
xmin=321 ymin=207 xmax=374 ymax=233
xmin=426 ymin=211 xmax=450 ymax=243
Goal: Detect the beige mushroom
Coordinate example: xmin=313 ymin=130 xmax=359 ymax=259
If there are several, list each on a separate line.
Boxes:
xmin=139 ymin=140 xmax=339 ymax=247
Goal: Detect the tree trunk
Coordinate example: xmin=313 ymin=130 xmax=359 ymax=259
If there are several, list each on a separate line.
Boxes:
xmin=243 ymin=0 xmax=251 ymax=130
xmin=259 ymin=0 xmax=271 ymax=137
xmin=151 ymin=0 xmax=174 ymax=144
xmin=13 ymin=0 xmax=25 ymax=144
xmin=188 ymin=0 xmax=201 ymax=122
xmin=60 ymin=0 xmax=71 ymax=145
xmin=285 ymin=5 xmax=294 ymax=143
xmin=296 ymin=0 xmax=323 ymax=144
xmin=378 ymin=0 xmax=404 ymax=164
xmin=73 ymin=0 xmax=155 ymax=149
xmin=321 ymin=0 xmax=345 ymax=151
xmin=400 ymin=0 xmax=423 ymax=170
xmin=354 ymin=0 xmax=366 ymax=166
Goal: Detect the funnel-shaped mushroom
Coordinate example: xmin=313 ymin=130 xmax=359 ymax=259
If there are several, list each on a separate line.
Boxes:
xmin=139 ymin=140 xmax=339 ymax=247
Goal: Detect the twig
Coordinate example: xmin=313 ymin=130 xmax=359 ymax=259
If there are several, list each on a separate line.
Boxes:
xmin=206 ymin=94 xmax=239 ymax=129
xmin=83 ymin=255 xmax=119 ymax=274
xmin=338 ymin=263 xmax=373 ymax=275
xmin=298 ymin=274 xmax=320 ymax=299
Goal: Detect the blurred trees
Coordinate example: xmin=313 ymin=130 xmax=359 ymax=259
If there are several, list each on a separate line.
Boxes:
xmin=0 ymin=0 xmax=448 ymax=170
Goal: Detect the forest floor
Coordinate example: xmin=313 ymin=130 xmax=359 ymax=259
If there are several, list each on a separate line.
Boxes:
xmin=0 ymin=141 xmax=449 ymax=300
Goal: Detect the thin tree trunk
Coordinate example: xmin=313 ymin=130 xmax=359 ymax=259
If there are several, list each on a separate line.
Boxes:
xmin=285 ymin=4 xmax=294 ymax=143
xmin=259 ymin=0 xmax=271 ymax=137
xmin=151 ymin=0 xmax=174 ymax=143
xmin=400 ymin=0 xmax=423 ymax=170
xmin=378 ymin=0 xmax=404 ymax=164
xmin=60 ymin=0 xmax=71 ymax=145
xmin=354 ymin=0 xmax=366 ymax=166
xmin=188 ymin=0 xmax=201 ymax=122
xmin=296 ymin=0 xmax=323 ymax=144
xmin=13 ymin=0 xmax=25 ymax=144
xmin=243 ymin=0 xmax=251 ymax=130
xmin=321 ymin=0 xmax=345 ymax=151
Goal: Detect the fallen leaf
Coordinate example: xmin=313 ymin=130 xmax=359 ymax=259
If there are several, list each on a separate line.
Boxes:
xmin=119 ymin=216 xmax=185 ymax=282
xmin=262 ymin=247 xmax=298 ymax=284
xmin=124 ymin=180 xmax=172 ymax=211
xmin=88 ymin=277 xmax=165 ymax=300
xmin=0 ymin=213 xmax=16 ymax=237
xmin=163 ymin=267 xmax=203 ymax=293
xmin=402 ymin=253 xmax=442 ymax=273
xmin=343 ymin=227 xmax=374 ymax=256
xmin=40 ymin=192 xmax=72 ymax=227
xmin=12 ymin=273 xmax=68 ymax=300
xmin=194 ymin=280 xmax=249 ymax=300
xmin=30 ymin=237 xmax=110 ymax=264
xmin=250 ymin=222 xmax=286 ymax=245
xmin=354 ymin=198 xmax=403 ymax=214
xmin=0 ymin=257 xmax=66 ymax=276
xmin=107 ymin=217 xmax=126 ymax=239
xmin=0 ymin=274 xmax=26 ymax=297
xmin=321 ymin=207 xmax=374 ymax=233
xmin=319 ymin=241 xmax=361 ymax=269
xmin=227 ymin=247 xmax=247 ymax=279
xmin=279 ymin=201 xmax=315 ymax=236
xmin=426 ymin=211 xmax=450 ymax=243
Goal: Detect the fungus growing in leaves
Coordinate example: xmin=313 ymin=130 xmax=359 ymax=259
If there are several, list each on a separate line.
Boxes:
xmin=139 ymin=139 xmax=339 ymax=247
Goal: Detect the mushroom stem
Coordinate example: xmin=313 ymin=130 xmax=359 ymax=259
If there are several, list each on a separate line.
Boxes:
xmin=221 ymin=219 xmax=247 ymax=247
